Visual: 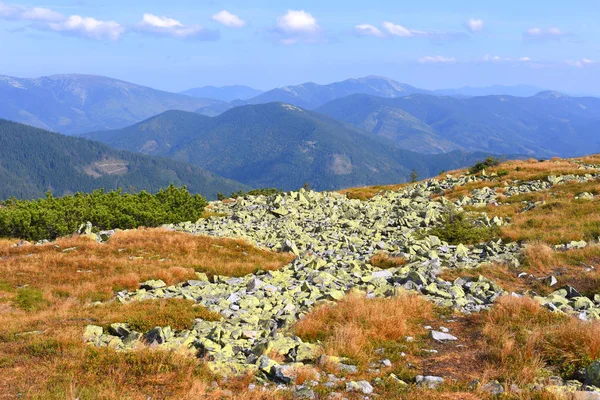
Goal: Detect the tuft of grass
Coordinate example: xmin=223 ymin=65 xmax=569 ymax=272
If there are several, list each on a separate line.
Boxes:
xmin=295 ymin=291 xmax=432 ymax=366
xmin=338 ymin=183 xmax=408 ymax=201
xmin=120 ymin=299 xmax=221 ymax=333
xmin=14 ymin=288 xmax=48 ymax=311
xmin=370 ymin=253 xmax=407 ymax=269
xmin=482 ymin=296 xmax=600 ymax=384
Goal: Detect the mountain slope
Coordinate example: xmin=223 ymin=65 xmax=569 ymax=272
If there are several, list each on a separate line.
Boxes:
xmin=0 ymin=119 xmax=248 ymax=200
xmin=245 ymin=76 xmax=431 ymax=109
xmin=316 ymin=93 xmax=600 ymax=157
xmin=85 ymin=103 xmax=491 ymax=191
xmin=180 ymin=85 xmax=263 ymax=102
xmin=0 ymin=74 xmax=224 ymax=135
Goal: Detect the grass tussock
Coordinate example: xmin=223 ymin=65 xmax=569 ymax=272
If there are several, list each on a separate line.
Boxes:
xmin=370 ymin=253 xmax=407 ymax=269
xmin=441 ymin=243 xmax=600 ymax=297
xmin=339 ymin=183 xmax=408 ymax=200
xmin=482 ymin=296 xmax=600 ymax=385
xmin=118 ymin=299 xmax=221 ymax=332
xmin=0 ymin=228 xmax=293 ymax=398
xmin=294 ymin=291 xmax=432 ymax=366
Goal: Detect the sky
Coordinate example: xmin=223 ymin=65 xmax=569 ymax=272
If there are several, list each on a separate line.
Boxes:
xmin=0 ymin=0 xmax=599 ymax=94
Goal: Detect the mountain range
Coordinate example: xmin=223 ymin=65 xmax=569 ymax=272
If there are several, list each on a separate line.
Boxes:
xmin=0 ymin=119 xmax=248 ymax=200
xmin=84 ymin=103 xmax=492 ymax=191
xmin=316 ymin=92 xmax=600 ymax=157
xmin=0 ymin=74 xmax=224 ymax=135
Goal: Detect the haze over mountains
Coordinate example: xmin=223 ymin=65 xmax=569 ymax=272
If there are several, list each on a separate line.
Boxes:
xmin=180 ymin=86 xmax=263 ymax=102
xmin=0 ymin=119 xmax=248 ymax=200
xmin=0 ymin=74 xmax=224 ymax=135
xmin=84 ymin=103 xmax=492 ymax=191
xmin=2 ymin=72 xmax=600 ymax=199
xmin=317 ymin=92 xmax=600 ymax=157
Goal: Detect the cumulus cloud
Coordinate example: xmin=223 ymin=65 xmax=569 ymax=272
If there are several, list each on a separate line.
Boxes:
xmin=519 ymin=57 xmax=531 ymax=62
xmin=566 ymin=58 xmax=594 ymax=68
xmin=419 ymin=55 xmax=456 ymax=64
xmin=355 ymin=24 xmax=385 ymax=38
xmin=48 ymin=15 xmax=124 ymax=40
xmin=272 ymin=10 xmax=321 ymax=45
xmin=524 ymin=27 xmax=568 ymax=41
xmin=21 ymin=7 xmax=63 ymax=22
xmin=137 ymin=13 xmax=218 ymax=39
xmin=466 ymin=18 xmax=484 ymax=33
xmin=212 ymin=10 xmax=245 ymax=28
xmin=277 ymin=10 xmax=319 ymax=34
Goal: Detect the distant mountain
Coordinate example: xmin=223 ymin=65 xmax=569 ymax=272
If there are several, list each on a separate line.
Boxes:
xmin=85 ymin=103 xmax=492 ymax=191
xmin=434 ymin=85 xmax=547 ymax=98
xmin=316 ymin=92 xmax=600 ymax=157
xmin=181 ymin=85 xmax=263 ymax=102
xmin=245 ymin=76 xmax=431 ymax=109
xmin=0 ymin=119 xmax=248 ymax=200
xmin=0 ymin=74 xmax=225 ymax=135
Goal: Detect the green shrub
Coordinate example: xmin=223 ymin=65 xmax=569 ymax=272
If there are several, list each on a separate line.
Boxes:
xmin=0 ymin=184 xmax=207 ymax=241
xmin=469 ymin=156 xmax=503 ymax=174
xmin=218 ymin=187 xmax=283 ymax=200
xmin=428 ymin=211 xmax=500 ymax=245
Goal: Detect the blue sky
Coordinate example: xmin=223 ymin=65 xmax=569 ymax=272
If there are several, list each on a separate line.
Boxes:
xmin=1 ymin=0 xmax=599 ymax=93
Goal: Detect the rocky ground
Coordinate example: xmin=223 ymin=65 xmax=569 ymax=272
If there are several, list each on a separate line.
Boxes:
xmin=81 ymin=160 xmax=600 ymax=399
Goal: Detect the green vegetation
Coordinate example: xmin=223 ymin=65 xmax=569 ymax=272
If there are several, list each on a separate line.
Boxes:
xmin=0 ymin=185 xmax=207 ymax=241
xmin=218 ymin=187 xmax=283 ymax=200
xmin=14 ymin=287 xmax=48 ymax=311
xmin=468 ymin=156 xmax=503 ymax=174
xmin=427 ymin=211 xmax=500 ymax=245
xmin=0 ymin=119 xmax=248 ymax=200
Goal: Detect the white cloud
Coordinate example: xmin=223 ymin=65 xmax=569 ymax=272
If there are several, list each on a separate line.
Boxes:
xmin=0 ymin=1 xmax=125 ymax=40
xmin=48 ymin=15 xmax=124 ymax=40
xmin=272 ymin=10 xmax=321 ymax=45
xmin=276 ymin=10 xmax=319 ymax=34
xmin=137 ymin=13 xmax=218 ymax=39
xmin=355 ymin=24 xmax=385 ymax=38
xmin=524 ymin=27 xmax=568 ymax=41
xmin=212 ymin=10 xmax=245 ymax=28
xmin=0 ymin=2 xmax=20 ymax=17
xmin=419 ymin=55 xmax=456 ymax=64
xmin=382 ymin=21 xmax=428 ymax=37
xmin=520 ymin=56 xmax=531 ymax=62
xmin=466 ymin=18 xmax=484 ymax=33
xmin=566 ymin=58 xmax=595 ymax=68
xmin=21 ymin=7 xmax=63 ymax=22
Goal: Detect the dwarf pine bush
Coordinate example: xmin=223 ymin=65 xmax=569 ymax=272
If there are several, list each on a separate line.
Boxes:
xmin=0 ymin=184 xmax=207 ymax=241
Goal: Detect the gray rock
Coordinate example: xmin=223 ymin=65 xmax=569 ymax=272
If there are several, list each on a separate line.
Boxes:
xmin=431 ymin=330 xmax=458 ymax=342
xmin=415 ymin=375 xmax=445 ymax=389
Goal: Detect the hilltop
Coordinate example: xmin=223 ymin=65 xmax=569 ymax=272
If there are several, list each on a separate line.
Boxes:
xmin=84 ymin=103 xmax=493 ymax=191
xmin=0 ymin=155 xmax=599 ymax=399
xmin=0 ymin=119 xmax=248 ymax=200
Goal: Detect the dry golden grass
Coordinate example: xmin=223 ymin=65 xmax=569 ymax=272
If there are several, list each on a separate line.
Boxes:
xmin=441 ymin=243 xmax=600 ymax=297
xmin=294 ymin=291 xmax=432 ymax=366
xmin=0 ymin=228 xmax=294 ymax=399
xmin=482 ymin=296 xmax=600 ymax=385
xmin=370 ymin=253 xmax=407 ymax=269
xmin=338 ymin=183 xmax=408 ymax=200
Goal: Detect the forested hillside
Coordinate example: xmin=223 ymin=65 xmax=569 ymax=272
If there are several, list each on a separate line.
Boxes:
xmin=0 ymin=119 xmax=248 ymax=200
